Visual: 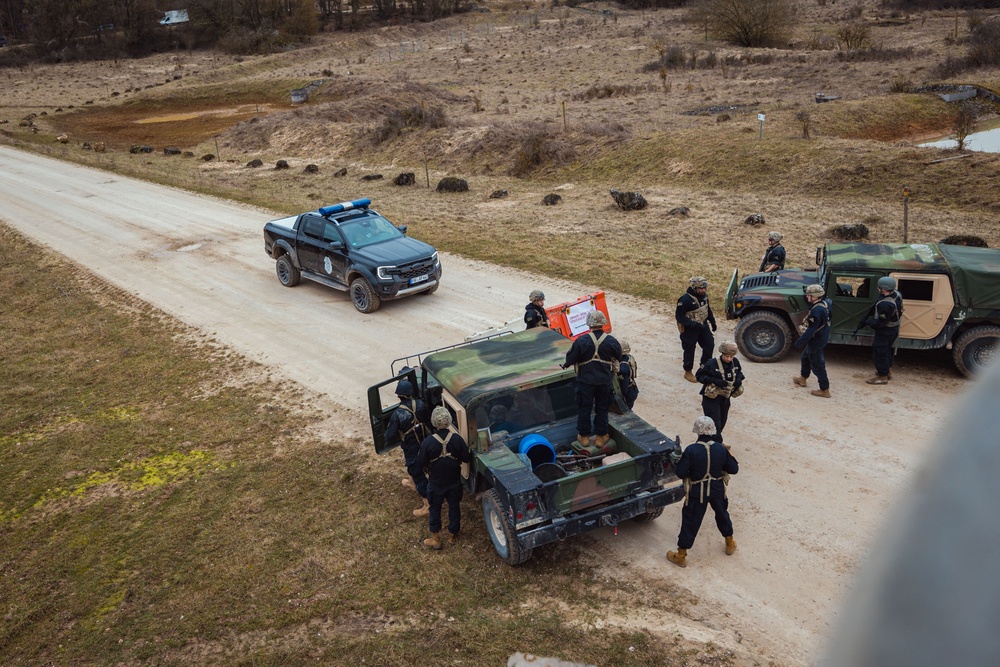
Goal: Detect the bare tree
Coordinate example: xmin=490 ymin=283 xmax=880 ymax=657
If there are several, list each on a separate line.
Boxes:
xmin=835 ymin=21 xmax=872 ymax=50
xmin=953 ymin=108 xmax=976 ymax=151
xmin=688 ymin=0 xmax=798 ymax=48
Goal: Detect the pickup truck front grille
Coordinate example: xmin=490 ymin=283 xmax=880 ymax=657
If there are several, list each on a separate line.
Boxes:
xmin=393 ymin=258 xmax=436 ymax=280
xmin=741 ymin=274 xmax=778 ymax=290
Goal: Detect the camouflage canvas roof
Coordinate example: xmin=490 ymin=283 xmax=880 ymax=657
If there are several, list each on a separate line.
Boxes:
xmin=825 ymin=243 xmax=950 ymax=272
xmin=423 ymin=328 xmax=574 ymax=405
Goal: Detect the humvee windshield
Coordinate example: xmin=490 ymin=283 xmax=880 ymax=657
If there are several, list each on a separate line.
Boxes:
xmin=472 ymin=377 xmax=578 ymax=435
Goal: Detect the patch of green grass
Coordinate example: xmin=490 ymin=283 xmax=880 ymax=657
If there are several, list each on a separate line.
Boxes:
xmin=0 ymin=225 xmax=725 ymax=665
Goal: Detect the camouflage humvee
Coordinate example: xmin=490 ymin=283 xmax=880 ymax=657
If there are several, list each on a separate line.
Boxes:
xmin=725 ymin=242 xmax=1000 ymax=377
xmin=367 ymin=327 xmax=684 ymax=565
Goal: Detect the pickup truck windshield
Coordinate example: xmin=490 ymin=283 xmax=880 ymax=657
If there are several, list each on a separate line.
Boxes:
xmin=340 ymin=215 xmax=404 ymax=249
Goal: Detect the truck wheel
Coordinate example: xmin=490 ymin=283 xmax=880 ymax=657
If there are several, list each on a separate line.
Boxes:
xmin=632 ymin=506 xmax=664 ymax=523
xmin=350 ymin=277 xmax=381 ymax=314
xmin=483 ymin=489 xmax=532 ymax=565
xmin=275 ymin=255 xmax=300 ymax=287
xmin=952 ymin=325 xmax=1000 ymax=377
xmin=735 ymin=311 xmax=793 ymax=362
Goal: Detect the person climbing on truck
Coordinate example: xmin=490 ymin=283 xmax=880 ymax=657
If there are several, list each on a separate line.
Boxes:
xmin=617 ymin=340 xmax=639 ymax=410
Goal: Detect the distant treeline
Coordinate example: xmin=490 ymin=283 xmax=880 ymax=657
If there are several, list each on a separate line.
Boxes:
xmin=0 ymin=0 xmax=471 ymax=60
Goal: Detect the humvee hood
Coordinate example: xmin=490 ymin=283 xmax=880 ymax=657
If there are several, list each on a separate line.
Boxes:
xmin=423 ymin=328 xmax=574 ymax=405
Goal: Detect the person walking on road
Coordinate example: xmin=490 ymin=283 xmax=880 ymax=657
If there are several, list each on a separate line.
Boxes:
xmin=415 ymin=406 xmax=473 ymax=550
xmin=760 ymin=231 xmax=786 ymax=273
xmin=666 ymin=416 xmax=740 ymax=568
xmin=793 ymin=284 xmax=832 ymax=398
xmin=563 ymin=310 xmax=622 ymax=448
xmin=696 ymin=341 xmax=745 ymax=443
xmin=524 ymin=290 xmax=550 ymax=330
xmin=384 ymin=379 xmax=432 ymax=516
xmin=676 ymin=276 xmax=717 ymax=383
xmin=858 ymin=276 xmax=903 ymax=385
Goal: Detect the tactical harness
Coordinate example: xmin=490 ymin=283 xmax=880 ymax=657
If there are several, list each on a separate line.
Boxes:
xmin=428 ymin=431 xmax=470 ymax=479
xmin=683 ymin=439 xmax=730 ymax=506
xmin=701 ymin=358 xmax=744 ymax=399
xmin=799 ymin=300 xmax=830 ymax=335
xmin=619 ymin=356 xmax=638 ymax=387
xmin=397 ymin=400 xmax=427 ymax=443
xmin=575 ymin=331 xmax=620 ymax=374
xmin=877 ymin=294 xmax=901 ymax=328
xmin=678 ymin=298 xmax=711 ymax=334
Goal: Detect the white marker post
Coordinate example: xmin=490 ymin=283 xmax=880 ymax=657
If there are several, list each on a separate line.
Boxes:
xmin=758 ymin=113 xmax=766 ymax=140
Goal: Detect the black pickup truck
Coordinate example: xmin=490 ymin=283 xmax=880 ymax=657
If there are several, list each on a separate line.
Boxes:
xmin=262 ymin=198 xmax=442 ymax=313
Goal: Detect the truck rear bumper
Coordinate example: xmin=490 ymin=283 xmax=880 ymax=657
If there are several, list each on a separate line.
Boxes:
xmin=516 ymin=484 xmax=685 ymax=551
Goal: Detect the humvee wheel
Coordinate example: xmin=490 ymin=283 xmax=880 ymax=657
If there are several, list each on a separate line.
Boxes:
xmin=632 ymin=506 xmax=664 ymax=523
xmin=483 ymin=489 xmax=532 ymax=566
xmin=952 ymin=325 xmax=1000 ymax=378
xmin=275 ymin=255 xmax=300 ymax=287
xmin=735 ymin=311 xmax=793 ymax=362
xmin=350 ymin=277 xmax=381 ymax=314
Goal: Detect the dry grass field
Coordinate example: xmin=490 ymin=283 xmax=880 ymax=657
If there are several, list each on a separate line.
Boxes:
xmin=2 ymin=0 xmax=999 ymax=302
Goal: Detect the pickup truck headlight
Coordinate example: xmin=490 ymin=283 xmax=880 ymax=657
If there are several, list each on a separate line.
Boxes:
xmin=377 ymin=266 xmax=396 ymax=280
xmin=432 ymin=252 xmax=439 ymax=267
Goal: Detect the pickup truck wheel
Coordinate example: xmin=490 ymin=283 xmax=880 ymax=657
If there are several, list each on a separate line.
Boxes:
xmin=275 ymin=255 xmax=300 ymax=287
xmin=483 ymin=489 xmax=532 ymax=565
xmin=952 ymin=325 xmax=1000 ymax=377
xmin=735 ymin=311 xmax=793 ymax=362
xmin=632 ymin=506 xmax=664 ymax=523
xmin=350 ymin=277 xmax=381 ymax=314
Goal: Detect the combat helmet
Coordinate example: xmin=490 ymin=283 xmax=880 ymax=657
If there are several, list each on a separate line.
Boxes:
xmin=693 ymin=416 xmax=717 ymax=435
xmin=718 ymin=341 xmax=738 ymax=356
xmin=620 ymin=340 xmax=631 ymax=354
xmin=690 ymin=276 xmax=708 ymax=290
xmin=431 ymin=406 xmax=452 ymax=429
xmin=395 ymin=380 xmax=414 ymax=397
xmin=877 ymin=276 xmax=896 ymax=291
xmin=529 ymin=289 xmax=545 ymax=302
xmin=768 ymin=231 xmax=782 ymax=242
xmin=805 ymin=284 xmax=826 ymax=298
xmin=587 ymin=310 xmax=608 ymax=329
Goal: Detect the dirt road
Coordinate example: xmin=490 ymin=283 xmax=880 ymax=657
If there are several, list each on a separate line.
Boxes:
xmin=0 ymin=146 xmax=966 ymax=666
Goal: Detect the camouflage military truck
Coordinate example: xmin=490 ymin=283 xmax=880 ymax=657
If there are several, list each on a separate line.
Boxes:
xmin=367 ymin=327 xmax=684 ymax=565
xmin=725 ymin=242 xmax=1000 ymax=377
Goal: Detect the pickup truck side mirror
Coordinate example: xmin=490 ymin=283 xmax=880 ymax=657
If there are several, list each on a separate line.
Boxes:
xmin=396 ymin=225 xmax=408 ymax=235
xmin=328 ymin=240 xmax=343 ymax=250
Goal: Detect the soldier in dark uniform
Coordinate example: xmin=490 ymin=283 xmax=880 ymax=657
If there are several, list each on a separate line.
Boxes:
xmin=384 ymin=379 xmax=431 ymax=517
xmin=415 ymin=406 xmax=473 ymax=550
xmin=617 ymin=340 xmax=639 ymax=410
xmin=563 ymin=310 xmax=622 ymax=448
xmin=676 ymin=276 xmax=717 ymax=383
xmin=793 ymin=284 xmax=832 ymax=398
xmin=760 ymin=231 xmax=786 ymax=272
xmin=666 ymin=416 xmax=740 ymax=568
xmin=524 ymin=289 xmax=550 ymax=329
xmin=696 ymin=341 xmax=745 ymax=443
xmin=859 ymin=276 xmax=903 ymax=385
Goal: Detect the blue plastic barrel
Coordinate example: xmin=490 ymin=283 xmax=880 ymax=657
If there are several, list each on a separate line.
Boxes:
xmin=517 ymin=434 xmax=556 ymax=469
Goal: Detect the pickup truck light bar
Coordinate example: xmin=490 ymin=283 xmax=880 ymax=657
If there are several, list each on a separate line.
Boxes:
xmin=319 ymin=198 xmax=371 ymax=216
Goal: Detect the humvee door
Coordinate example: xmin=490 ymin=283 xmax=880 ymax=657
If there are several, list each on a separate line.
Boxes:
xmin=827 ymin=272 xmax=878 ymax=336
xmin=367 ymin=368 xmax=419 ymax=455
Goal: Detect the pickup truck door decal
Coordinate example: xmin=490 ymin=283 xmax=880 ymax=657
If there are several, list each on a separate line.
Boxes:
xmin=297 ymin=215 xmax=348 ymax=285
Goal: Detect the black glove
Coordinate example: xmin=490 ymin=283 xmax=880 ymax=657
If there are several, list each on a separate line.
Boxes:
xmin=710 ymin=321 xmax=717 ymax=332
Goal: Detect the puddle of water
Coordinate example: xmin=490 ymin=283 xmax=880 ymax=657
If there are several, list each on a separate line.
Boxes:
xmin=920 ymin=116 xmax=1000 ymax=153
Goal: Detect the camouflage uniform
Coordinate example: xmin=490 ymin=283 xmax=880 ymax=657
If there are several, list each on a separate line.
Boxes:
xmin=696 ymin=356 xmax=744 ymax=443
xmin=415 ymin=428 xmax=473 ymax=538
xmin=676 ymin=285 xmax=717 ymax=372
xmin=564 ymin=325 xmax=622 ymax=439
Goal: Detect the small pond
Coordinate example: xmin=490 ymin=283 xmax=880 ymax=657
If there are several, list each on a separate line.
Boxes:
xmin=920 ymin=116 xmax=1000 ymax=153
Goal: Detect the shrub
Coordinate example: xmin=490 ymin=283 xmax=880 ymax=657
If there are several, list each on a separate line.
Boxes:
xmin=835 ymin=22 xmax=872 ymax=50
xmin=688 ymin=0 xmax=798 ymax=48
xmin=968 ymin=19 xmax=1000 ymax=68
